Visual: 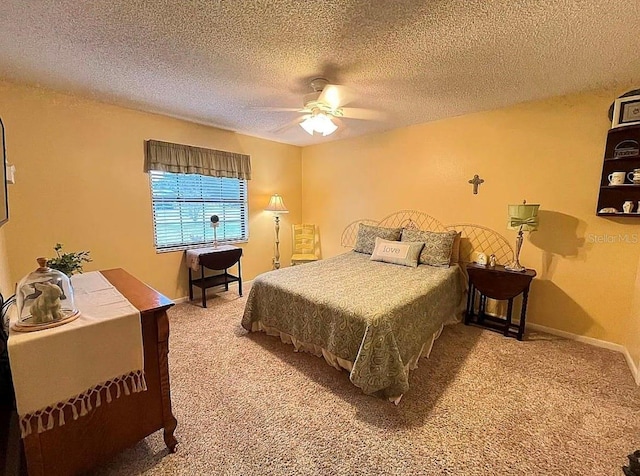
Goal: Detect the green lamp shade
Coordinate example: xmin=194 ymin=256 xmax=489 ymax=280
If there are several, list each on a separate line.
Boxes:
xmin=507 ymin=203 xmax=540 ymax=231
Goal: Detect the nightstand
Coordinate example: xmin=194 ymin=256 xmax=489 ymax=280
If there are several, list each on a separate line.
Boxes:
xmin=465 ymin=263 xmax=536 ymax=340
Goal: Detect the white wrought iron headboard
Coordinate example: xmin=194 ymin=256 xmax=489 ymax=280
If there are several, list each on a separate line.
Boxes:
xmin=340 ymin=210 xmax=514 ymax=265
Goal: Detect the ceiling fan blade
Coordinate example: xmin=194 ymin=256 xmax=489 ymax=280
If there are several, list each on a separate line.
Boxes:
xmin=332 ymin=117 xmax=348 ymax=134
xmin=250 ymin=106 xmax=302 ymax=112
xmin=341 ymin=108 xmax=386 ymax=121
xmin=323 ymin=117 xmax=353 ymax=140
xmin=271 ymin=116 xmax=307 ymax=134
xmin=318 ymin=84 xmax=355 ymax=109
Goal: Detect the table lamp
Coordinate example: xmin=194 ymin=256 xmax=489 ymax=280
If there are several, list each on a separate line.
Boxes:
xmin=505 ymin=200 xmax=539 ymax=272
xmin=265 ymin=194 xmax=289 ymax=269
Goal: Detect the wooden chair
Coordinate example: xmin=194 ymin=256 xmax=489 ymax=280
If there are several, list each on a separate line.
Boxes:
xmin=291 ymin=224 xmax=320 ymax=266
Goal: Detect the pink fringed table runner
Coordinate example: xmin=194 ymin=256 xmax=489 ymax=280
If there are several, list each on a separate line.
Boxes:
xmin=8 ymin=271 xmax=146 ymax=437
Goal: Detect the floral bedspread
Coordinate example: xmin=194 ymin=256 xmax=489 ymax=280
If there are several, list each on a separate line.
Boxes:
xmin=241 ymin=251 xmax=464 ymax=399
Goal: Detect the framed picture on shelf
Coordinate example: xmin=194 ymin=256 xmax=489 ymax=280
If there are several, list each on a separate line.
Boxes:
xmin=612 ymin=95 xmax=640 ymax=128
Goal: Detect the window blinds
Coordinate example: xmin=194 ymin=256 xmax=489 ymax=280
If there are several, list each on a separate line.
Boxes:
xmin=150 ymin=171 xmax=248 ymax=251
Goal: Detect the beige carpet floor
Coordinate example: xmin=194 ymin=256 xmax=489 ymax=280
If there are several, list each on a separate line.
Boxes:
xmin=93 ymin=287 xmax=640 ymax=475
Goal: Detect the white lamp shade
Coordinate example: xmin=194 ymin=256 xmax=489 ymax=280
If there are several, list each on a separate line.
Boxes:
xmin=315 ymin=114 xmax=338 ymax=136
xmin=300 ymin=118 xmax=315 ymax=135
xmin=265 ymin=194 xmax=289 ymax=213
xmin=507 ymin=203 xmax=540 ymax=231
xmin=299 ymin=113 xmax=338 ymax=136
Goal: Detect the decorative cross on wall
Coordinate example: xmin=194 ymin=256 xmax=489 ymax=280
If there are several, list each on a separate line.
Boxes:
xmin=468 ymin=174 xmax=484 ymax=194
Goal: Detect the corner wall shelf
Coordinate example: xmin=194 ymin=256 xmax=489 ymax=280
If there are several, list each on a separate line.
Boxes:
xmin=597 ymin=125 xmax=640 ymax=217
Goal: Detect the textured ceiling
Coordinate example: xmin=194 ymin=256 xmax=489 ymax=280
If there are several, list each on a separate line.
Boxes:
xmin=0 ymin=1 xmax=639 ymax=146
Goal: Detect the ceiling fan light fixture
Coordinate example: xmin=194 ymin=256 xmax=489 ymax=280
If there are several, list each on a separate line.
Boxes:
xmin=299 ymin=112 xmax=338 ymax=136
xmin=299 ymin=116 xmax=316 ymax=135
xmin=323 ymin=121 xmax=338 ymax=136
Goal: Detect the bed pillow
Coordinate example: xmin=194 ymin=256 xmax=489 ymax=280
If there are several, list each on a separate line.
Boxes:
xmin=450 ymin=231 xmax=462 ymax=265
xmin=401 ymin=229 xmax=457 ymax=267
xmin=370 ymin=237 xmax=424 ymax=268
xmin=353 ymin=224 xmax=402 ymax=255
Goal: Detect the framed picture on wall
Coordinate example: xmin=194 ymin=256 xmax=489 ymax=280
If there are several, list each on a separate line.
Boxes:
xmin=612 ymin=95 xmax=640 ymax=128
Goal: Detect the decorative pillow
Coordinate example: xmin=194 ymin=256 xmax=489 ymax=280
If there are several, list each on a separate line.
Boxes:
xmin=353 ymin=224 xmax=402 ymax=255
xmin=401 ymin=229 xmax=457 ymax=267
xmin=450 ymin=231 xmax=462 ymax=264
xmin=370 ymin=237 xmax=424 ymax=268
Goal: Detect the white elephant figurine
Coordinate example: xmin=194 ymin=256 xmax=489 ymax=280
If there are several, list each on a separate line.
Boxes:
xmin=30 ymin=282 xmax=64 ymax=324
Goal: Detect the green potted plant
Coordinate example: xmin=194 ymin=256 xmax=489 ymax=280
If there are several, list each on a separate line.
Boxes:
xmin=47 ymin=243 xmax=92 ymax=277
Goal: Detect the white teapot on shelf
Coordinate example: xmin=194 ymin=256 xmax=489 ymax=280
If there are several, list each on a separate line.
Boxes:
xmin=623 ymin=201 xmax=634 ymax=214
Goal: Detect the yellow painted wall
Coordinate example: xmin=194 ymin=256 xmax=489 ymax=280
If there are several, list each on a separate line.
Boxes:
xmin=0 ymin=226 xmax=11 ymax=295
xmin=0 ymin=80 xmax=301 ymax=299
xmin=1 ymin=78 xmax=637 ymax=368
xmin=302 ymin=87 xmax=640 ymax=351
xmin=631 ymin=253 xmax=640 ymax=378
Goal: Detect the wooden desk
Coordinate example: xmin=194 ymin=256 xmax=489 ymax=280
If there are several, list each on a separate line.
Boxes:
xmin=187 ymin=246 xmax=243 ymax=307
xmin=21 ymin=269 xmax=177 ymax=476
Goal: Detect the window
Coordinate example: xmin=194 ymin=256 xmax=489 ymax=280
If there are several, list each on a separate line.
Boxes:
xmin=150 ymin=171 xmax=248 ymax=251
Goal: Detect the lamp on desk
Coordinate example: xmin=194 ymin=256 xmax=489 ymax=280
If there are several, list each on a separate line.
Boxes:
xmin=210 ymin=215 xmax=220 ymax=248
xmin=265 ymin=194 xmax=289 ymax=269
xmin=505 ymin=200 xmax=539 ymax=272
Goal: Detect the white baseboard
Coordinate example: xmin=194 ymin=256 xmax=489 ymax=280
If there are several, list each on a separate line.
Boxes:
xmin=528 ymin=323 xmax=640 ymax=385
xmin=172 ymin=279 xmax=253 ymax=305
xmin=624 ymin=348 xmax=640 ymax=386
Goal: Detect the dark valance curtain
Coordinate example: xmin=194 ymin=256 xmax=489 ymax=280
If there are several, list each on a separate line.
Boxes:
xmin=144 ymin=140 xmax=252 ymax=180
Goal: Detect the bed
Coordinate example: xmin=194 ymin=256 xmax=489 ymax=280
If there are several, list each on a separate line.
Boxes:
xmin=241 ymin=210 xmax=513 ymax=401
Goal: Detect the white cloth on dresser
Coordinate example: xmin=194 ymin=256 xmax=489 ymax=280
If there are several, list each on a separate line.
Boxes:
xmin=8 ymin=271 xmax=145 ymax=437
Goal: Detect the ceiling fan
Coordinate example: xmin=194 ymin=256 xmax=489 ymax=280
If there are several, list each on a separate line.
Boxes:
xmin=259 ymin=78 xmax=383 ymax=136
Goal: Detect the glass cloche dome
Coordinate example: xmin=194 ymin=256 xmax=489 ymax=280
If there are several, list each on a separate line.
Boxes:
xmin=14 ymin=258 xmax=79 ymax=331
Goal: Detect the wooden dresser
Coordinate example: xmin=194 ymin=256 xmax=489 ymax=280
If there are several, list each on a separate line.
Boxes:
xmin=21 ymin=268 xmax=177 ymax=476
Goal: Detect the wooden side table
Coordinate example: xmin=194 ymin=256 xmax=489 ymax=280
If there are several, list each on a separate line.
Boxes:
xmin=187 ymin=246 xmax=243 ymax=307
xmin=465 ymin=263 xmax=536 ymax=340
